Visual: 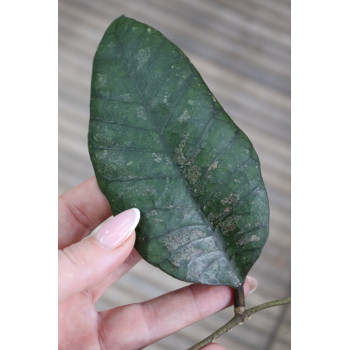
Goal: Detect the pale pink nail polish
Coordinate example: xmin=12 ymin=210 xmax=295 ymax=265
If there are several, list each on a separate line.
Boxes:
xmin=246 ymin=276 xmax=258 ymax=294
xmin=94 ymin=208 xmax=140 ymax=249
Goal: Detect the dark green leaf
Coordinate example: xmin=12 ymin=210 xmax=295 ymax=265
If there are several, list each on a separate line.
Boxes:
xmin=88 ymin=16 xmax=269 ymax=288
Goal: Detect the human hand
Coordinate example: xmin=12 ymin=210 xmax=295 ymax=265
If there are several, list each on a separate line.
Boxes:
xmin=58 ymin=177 xmax=258 ymax=350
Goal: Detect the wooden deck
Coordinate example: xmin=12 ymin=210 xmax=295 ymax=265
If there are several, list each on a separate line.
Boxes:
xmin=58 ymin=0 xmax=290 ymax=349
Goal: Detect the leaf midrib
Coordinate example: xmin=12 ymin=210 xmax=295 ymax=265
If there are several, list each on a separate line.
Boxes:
xmin=114 ymin=24 xmax=235 ymax=276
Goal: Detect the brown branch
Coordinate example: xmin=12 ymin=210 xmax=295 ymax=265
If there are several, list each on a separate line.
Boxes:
xmin=187 ymin=298 xmax=291 ymax=350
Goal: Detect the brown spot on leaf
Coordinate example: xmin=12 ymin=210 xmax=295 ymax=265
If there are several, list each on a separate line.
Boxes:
xmin=208 ymin=160 xmax=218 ymax=171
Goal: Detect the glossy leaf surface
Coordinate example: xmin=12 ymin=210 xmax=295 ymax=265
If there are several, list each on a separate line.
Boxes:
xmin=89 ymin=16 xmax=269 ymax=288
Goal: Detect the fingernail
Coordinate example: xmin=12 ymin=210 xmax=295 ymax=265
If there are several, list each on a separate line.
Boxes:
xmin=94 ymin=208 xmax=140 ymax=249
xmin=246 ymin=276 xmax=258 ymax=294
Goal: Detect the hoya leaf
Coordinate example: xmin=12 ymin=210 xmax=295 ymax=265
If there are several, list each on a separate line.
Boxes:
xmin=88 ymin=16 xmax=269 ymax=288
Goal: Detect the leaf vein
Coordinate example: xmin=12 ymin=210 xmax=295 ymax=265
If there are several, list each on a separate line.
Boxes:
xmin=144 ymin=206 xmax=200 ymax=214
xmin=146 ymin=223 xmax=208 ymax=242
xmin=150 ymin=57 xmax=182 ymax=100
xmin=89 ymin=146 xmax=165 ymax=154
xmin=160 ymin=73 xmax=194 ymax=135
xmin=184 ymin=111 xmax=215 ymax=160
xmin=100 ymin=174 xmax=176 ymax=183
xmin=236 ymin=183 xmax=261 ymax=207
xmin=90 ymin=118 xmax=154 ymax=132
xmin=139 ymin=40 xmax=167 ymax=91
xmin=232 ymin=224 xmax=269 ymax=244
xmin=171 ymin=237 xmax=215 ymax=255
xmin=90 ymin=92 xmax=138 ymax=103
xmin=199 ymin=157 xmax=254 ymax=208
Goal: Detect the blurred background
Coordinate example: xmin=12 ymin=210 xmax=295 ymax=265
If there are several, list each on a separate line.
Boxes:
xmin=58 ymin=0 xmax=290 ymax=349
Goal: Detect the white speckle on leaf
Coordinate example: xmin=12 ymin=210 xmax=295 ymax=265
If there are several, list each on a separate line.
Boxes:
xmin=96 ymin=73 xmax=106 ymax=86
xmin=178 ymin=110 xmax=190 ymax=123
xmin=152 ymin=153 xmax=162 ymax=163
xmin=163 ymin=94 xmax=170 ymax=104
xmin=96 ymin=150 xmax=108 ymax=159
xmin=250 ymin=234 xmax=260 ymax=242
xmin=168 ymin=235 xmax=215 ymax=267
xmin=119 ymin=93 xmax=131 ymax=102
xmin=136 ymin=47 xmax=151 ymax=70
xmin=136 ymin=106 xmax=146 ymax=120
xmin=238 ymin=234 xmax=260 ymax=245
xmin=175 ymin=132 xmax=189 ymax=166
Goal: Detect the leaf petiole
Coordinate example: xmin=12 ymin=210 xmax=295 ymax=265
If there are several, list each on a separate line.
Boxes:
xmin=233 ymin=285 xmax=245 ymax=315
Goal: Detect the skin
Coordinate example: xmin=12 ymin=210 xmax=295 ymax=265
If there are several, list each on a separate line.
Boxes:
xmin=58 ymin=177 xmax=255 ymax=350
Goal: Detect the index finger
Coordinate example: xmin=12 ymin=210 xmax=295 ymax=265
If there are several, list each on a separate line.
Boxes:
xmin=99 ymin=279 xmax=254 ymax=350
xmin=58 ymin=177 xmax=112 ymax=249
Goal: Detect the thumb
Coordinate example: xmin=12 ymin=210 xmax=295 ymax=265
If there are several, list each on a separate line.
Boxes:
xmin=58 ymin=208 xmax=140 ymax=303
